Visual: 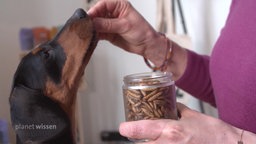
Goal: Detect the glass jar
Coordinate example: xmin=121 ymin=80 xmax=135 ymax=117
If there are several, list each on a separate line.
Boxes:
xmin=122 ymin=72 xmax=178 ymax=122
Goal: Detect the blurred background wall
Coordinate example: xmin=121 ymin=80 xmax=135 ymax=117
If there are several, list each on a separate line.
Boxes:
xmin=0 ymin=0 xmax=231 ymax=143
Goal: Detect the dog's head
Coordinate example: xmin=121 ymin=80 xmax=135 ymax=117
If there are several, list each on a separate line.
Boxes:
xmin=10 ymin=9 xmax=97 ymax=143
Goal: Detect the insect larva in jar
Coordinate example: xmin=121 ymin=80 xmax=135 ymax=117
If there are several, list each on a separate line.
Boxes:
xmin=143 ymin=89 xmax=158 ymax=100
xmin=140 ymin=90 xmax=147 ymax=97
xmin=148 ymin=102 xmax=154 ymax=109
xmin=127 ymin=90 xmax=141 ymax=99
xmin=147 ymin=91 xmax=163 ymax=101
xmin=134 ymin=102 xmax=142 ymax=107
xmin=142 ymin=102 xmax=153 ymax=112
xmin=141 ymin=107 xmax=154 ymax=117
xmin=132 ymin=106 xmax=140 ymax=113
xmin=127 ymin=97 xmax=136 ymax=105
xmin=130 ymin=89 xmax=141 ymax=95
xmin=153 ymin=110 xmax=161 ymax=118
xmin=157 ymin=109 xmax=163 ymax=117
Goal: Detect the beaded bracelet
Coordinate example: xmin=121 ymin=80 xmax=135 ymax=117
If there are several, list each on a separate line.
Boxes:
xmin=143 ymin=33 xmax=172 ymax=72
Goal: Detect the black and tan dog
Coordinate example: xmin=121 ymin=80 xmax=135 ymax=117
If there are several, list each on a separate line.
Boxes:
xmin=9 ymin=8 xmax=97 ymax=144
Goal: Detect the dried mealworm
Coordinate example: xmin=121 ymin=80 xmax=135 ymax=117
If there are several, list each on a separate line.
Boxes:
xmin=127 ymin=90 xmax=141 ymax=99
xmin=140 ymin=90 xmax=147 ymax=97
xmin=141 ymin=107 xmax=154 ymax=117
xmin=142 ymin=102 xmax=153 ymax=112
xmin=143 ymin=89 xmax=158 ymax=100
xmin=144 ymin=116 xmax=151 ymax=120
xmin=153 ymin=110 xmax=161 ymax=118
xmin=134 ymin=102 xmax=142 ymax=107
xmin=130 ymin=89 xmax=141 ymax=95
xmin=148 ymin=91 xmax=163 ymax=101
xmin=127 ymin=97 xmax=136 ymax=105
xmin=149 ymin=102 xmax=154 ymax=109
xmin=157 ymin=109 xmax=163 ymax=117
xmin=132 ymin=106 xmax=140 ymax=113
xmin=153 ymin=102 xmax=158 ymax=110
xmin=159 ymin=86 xmax=169 ymax=92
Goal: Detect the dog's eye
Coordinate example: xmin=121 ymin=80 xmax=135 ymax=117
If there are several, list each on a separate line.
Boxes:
xmin=43 ymin=51 xmax=50 ymax=59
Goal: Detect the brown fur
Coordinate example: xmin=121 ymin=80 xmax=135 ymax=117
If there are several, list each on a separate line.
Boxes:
xmin=39 ymin=12 xmax=96 ymax=140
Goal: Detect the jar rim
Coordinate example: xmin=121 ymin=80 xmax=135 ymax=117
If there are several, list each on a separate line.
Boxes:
xmin=123 ymin=72 xmax=172 ymax=81
xmin=123 ymin=72 xmax=174 ymax=89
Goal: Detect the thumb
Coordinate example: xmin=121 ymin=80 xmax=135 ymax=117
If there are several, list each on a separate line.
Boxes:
xmin=119 ymin=120 xmax=168 ymax=140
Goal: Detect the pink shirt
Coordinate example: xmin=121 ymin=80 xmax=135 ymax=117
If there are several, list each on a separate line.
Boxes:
xmin=176 ymin=0 xmax=256 ymax=133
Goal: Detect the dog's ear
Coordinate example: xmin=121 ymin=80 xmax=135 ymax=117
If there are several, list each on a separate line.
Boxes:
xmin=10 ymin=85 xmax=72 ymax=143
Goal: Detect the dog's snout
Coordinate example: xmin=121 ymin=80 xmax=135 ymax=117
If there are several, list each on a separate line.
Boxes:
xmin=72 ymin=8 xmax=88 ymax=19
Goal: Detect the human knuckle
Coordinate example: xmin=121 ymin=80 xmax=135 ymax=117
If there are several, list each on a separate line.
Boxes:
xmin=163 ymin=124 xmax=184 ymax=141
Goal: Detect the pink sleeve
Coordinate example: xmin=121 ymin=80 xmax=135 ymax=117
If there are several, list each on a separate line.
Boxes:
xmin=175 ymin=50 xmax=216 ymax=107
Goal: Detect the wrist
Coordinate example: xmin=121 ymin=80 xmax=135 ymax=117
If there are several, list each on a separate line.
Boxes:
xmin=143 ymin=33 xmax=172 ymax=71
xmin=142 ymin=33 xmax=188 ymax=80
xmin=166 ymin=42 xmax=187 ymax=80
xmin=143 ymin=32 xmax=168 ymax=67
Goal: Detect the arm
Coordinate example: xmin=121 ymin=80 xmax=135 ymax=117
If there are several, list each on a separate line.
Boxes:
xmin=89 ymin=0 xmax=215 ymax=105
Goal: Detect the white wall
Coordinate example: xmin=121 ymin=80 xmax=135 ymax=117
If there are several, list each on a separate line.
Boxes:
xmin=0 ymin=0 xmax=231 ymax=143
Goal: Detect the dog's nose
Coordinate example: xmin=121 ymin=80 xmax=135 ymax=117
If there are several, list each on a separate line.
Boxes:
xmin=72 ymin=8 xmax=88 ymax=19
